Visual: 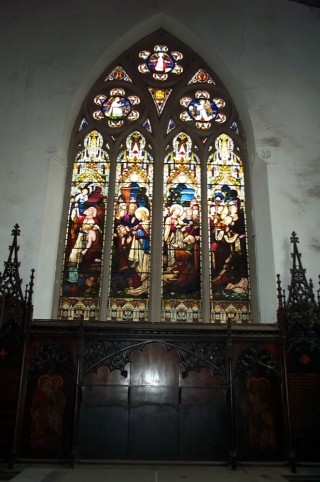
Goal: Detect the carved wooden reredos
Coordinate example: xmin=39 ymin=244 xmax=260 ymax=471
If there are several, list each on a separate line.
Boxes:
xmin=0 ymin=225 xmax=319 ymax=469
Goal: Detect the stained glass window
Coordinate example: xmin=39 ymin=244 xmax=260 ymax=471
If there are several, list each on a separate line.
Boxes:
xmin=107 ymin=131 xmax=153 ymax=322
xmin=208 ymin=134 xmax=250 ymax=322
xmin=58 ymin=31 xmax=252 ymax=323
xmin=58 ymin=130 xmax=110 ymax=320
xmin=162 ymin=133 xmax=201 ymax=322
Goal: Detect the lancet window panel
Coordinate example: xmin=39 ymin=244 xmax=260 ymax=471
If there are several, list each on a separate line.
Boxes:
xmin=207 ymin=134 xmax=251 ymax=323
xmin=58 ymin=130 xmax=110 ymax=320
xmin=162 ymin=132 xmax=202 ymax=323
xmin=57 ymin=30 xmax=252 ymax=323
xmin=107 ymin=131 xmax=153 ymax=322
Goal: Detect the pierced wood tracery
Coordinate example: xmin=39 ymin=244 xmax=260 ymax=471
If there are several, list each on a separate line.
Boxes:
xmin=234 ymin=344 xmax=280 ymax=379
xmin=83 ymin=339 xmax=226 ymax=380
xmin=29 ymin=340 xmax=75 ymax=375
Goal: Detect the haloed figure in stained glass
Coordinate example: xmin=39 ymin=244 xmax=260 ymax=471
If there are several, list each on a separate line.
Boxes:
xmin=59 ymin=130 xmax=109 ymax=319
xmin=208 ymin=135 xmax=249 ymax=305
xmin=162 ymin=133 xmax=201 ymax=303
xmin=109 ymin=132 xmax=153 ymax=307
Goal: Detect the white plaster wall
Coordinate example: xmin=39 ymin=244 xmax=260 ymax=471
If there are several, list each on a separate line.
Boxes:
xmin=0 ymin=0 xmax=319 ymax=321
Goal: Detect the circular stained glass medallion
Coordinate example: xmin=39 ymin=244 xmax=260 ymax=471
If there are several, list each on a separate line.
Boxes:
xmin=101 ymin=96 xmax=132 ymax=120
xmin=147 ymin=52 xmax=175 ymax=74
xmin=187 ymin=98 xmax=218 ymax=122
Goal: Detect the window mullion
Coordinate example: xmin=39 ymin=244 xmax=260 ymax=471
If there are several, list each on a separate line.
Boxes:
xmin=149 ymin=133 xmax=165 ymax=323
xmin=100 ymin=141 xmax=118 ymax=321
xmin=200 ymin=148 xmax=211 ymax=324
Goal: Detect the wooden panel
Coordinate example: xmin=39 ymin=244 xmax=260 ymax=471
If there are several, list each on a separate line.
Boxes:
xmin=78 ymin=386 xmax=128 ymax=459
xmin=179 ymin=387 xmax=227 ymax=461
xmin=20 ymin=369 xmax=75 ymax=458
xmin=288 ymin=373 xmax=320 ymax=461
xmin=179 ymin=367 xmax=225 ymax=387
xmin=235 ymin=374 xmax=284 ymax=461
xmin=0 ymin=364 xmax=21 ymax=458
xmin=130 ymin=343 xmax=179 ymax=387
xmin=83 ymin=364 xmax=130 ymax=386
xmin=129 ymin=387 xmax=179 ymax=460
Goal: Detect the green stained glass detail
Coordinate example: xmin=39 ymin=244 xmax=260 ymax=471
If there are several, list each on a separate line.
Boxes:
xmin=93 ymin=89 xmax=140 ymax=127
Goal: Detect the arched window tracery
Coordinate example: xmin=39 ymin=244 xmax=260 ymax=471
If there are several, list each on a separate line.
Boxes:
xmin=58 ymin=31 xmax=252 ymax=323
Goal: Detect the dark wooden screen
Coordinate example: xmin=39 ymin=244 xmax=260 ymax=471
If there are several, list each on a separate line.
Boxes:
xmin=78 ymin=341 xmax=228 ymax=461
xmin=1 ymin=227 xmax=320 ymax=471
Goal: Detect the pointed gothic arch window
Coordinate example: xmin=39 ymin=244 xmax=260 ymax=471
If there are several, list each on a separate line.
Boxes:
xmin=57 ymin=31 xmax=252 ymax=323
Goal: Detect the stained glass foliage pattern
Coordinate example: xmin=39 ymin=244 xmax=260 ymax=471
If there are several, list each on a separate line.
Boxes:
xmin=207 ymin=134 xmax=251 ymax=323
xmin=162 ymin=133 xmax=202 ymax=322
xmin=107 ymin=131 xmax=153 ymax=322
xmin=59 ymin=131 xmax=109 ymax=320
